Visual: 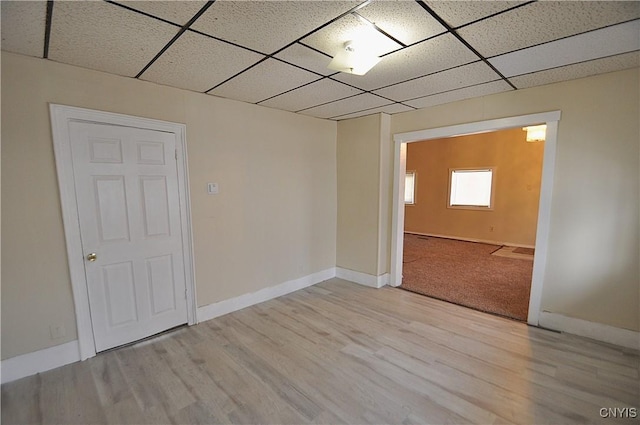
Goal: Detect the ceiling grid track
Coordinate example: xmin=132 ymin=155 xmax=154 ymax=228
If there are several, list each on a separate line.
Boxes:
xmin=414 ymin=0 xmax=517 ymax=90
xmin=42 ymin=0 xmax=54 ymax=59
xmin=14 ymin=0 xmax=637 ymax=120
xmin=134 ymin=0 xmax=216 ymax=79
xmin=204 ymin=0 xmax=374 ymax=94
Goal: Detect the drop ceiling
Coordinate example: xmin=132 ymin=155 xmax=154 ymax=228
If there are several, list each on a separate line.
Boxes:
xmin=1 ymin=0 xmax=639 ymax=121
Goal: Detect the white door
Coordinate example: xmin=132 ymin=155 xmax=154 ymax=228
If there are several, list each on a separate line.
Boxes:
xmin=69 ymin=121 xmax=188 ymax=352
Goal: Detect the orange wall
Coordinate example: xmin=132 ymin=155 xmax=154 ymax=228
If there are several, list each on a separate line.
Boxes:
xmin=404 ymin=127 xmax=544 ymax=247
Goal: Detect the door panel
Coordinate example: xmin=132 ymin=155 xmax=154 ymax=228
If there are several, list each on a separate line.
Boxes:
xmin=140 ymin=176 xmax=171 ymax=237
xmin=102 ymin=261 xmax=138 ymax=327
xmin=70 ymin=121 xmax=188 ymax=352
xmin=94 ymin=176 xmax=131 ymax=242
xmin=146 ymin=254 xmax=176 ymax=315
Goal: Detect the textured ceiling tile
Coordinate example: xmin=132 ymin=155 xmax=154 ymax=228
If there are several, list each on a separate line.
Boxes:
xmin=301 ymin=13 xmax=402 ymax=57
xmin=334 ymin=103 xmax=414 ymax=120
xmin=373 ymin=61 xmax=500 ymax=102
xmin=510 ymin=51 xmax=640 ymax=89
xmin=490 ymin=20 xmax=640 ymax=77
xmin=209 ymin=58 xmax=320 ymax=104
xmin=425 ymin=1 xmax=526 ymax=28
xmin=275 ymin=43 xmax=334 ymax=76
xmin=192 ymin=1 xmax=358 ymax=54
xmin=299 ymin=93 xmax=390 ymax=119
xmin=260 ymin=78 xmax=362 ymax=112
xmin=141 ymin=31 xmax=264 ymax=93
xmin=117 ymin=0 xmax=207 ymax=25
xmin=1 ymin=1 xmax=46 ymax=57
xmin=49 ymin=1 xmax=179 ymax=77
xmin=405 ymin=80 xmax=513 ymax=109
xmin=458 ymin=1 xmax=640 ymax=58
xmin=355 ymin=0 xmax=446 ymax=45
xmin=332 ymin=34 xmax=479 ymax=91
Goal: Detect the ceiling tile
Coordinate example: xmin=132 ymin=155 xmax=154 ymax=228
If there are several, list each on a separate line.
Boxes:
xmin=191 ymin=1 xmax=359 ymax=54
xmin=117 ymin=1 xmax=207 ymax=26
xmin=355 ymin=1 xmax=446 ymax=45
xmin=1 ymin=1 xmax=46 ymax=58
xmin=332 ymin=33 xmax=479 ymax=91
xmin=299 ymin=93 xmax=390 ymax=119
xmin=425 ymin=1 xmax=526 ymax=29
xmin=510 ymin=51 xmax=640 ymax=89
xmin=49 ymin=1 xmax=179 ymax=77
xmin=141 ymin=31 xmax=264 ymax=93
xmin=275 ymin=43 xmax=334 ymax=76
xmin=259 ymin=78 xmax=362 ymax=112
xmin=373 ymin=61 xmax=501 ymax=102
xmin=208 ymin=58 xmax=320 ymax=104
xmin=490 ymin=20 xmax=640 ymax=78
xmin=458 ymin=1 xmax=640 ymax=58
xmin=334 ymin=103 xmax=414 ymax=120
xmin=405 ymin=80 xmax=513 ymax=109
xmin=301 ymin=12 xmax=402 ymax=58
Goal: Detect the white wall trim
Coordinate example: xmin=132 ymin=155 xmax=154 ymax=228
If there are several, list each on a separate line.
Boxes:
xmin=197 ymin=268 xmax=336 ymax=323
xmin=404 ymin=231 xmax=535 ymax=249
xmin=49 ymin=104 xmax=197 ymax=360
xmin=1 ymin=341 xmax=80 ymax=384
xmin=336 ymin=267 xmax=388 ymax=288
xmin=539 ymin=312 xmax=640 ymax=350
xmin=390 ymin=111 xmax=561 ymax=327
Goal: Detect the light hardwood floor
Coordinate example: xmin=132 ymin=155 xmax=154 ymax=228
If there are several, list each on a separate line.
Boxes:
xmin=2 ymin=278 xmax=638 ymax=424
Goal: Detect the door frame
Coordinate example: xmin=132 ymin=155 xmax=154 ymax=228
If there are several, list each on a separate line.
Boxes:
xmin=390 ymin=111 xmax=561 ymax=326
xmin=50 ymin=104 xmax=197 ymax=360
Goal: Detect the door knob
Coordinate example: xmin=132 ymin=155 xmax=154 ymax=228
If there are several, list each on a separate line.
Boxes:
xmin=86 ymin=252 xmax=97 ymax=262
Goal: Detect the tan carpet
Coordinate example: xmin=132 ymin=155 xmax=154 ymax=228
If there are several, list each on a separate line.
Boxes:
xmin=401 ymin=234 xmax=533 ymax=321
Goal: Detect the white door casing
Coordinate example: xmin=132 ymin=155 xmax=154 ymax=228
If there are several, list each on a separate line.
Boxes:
xmin=390 ymin=111 xmax=561 ymax=326
xmin=51 ymin=105 xmax=197 ymax=360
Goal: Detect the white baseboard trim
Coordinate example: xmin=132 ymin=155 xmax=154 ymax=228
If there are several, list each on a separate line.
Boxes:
xmin=336 ymin=267 xmax=388 ymax=288
xmin=197 ymin=267 xmax=336 ymax=323
xmin=539 ymin=312 xmax=640 ymax=350
xmin=404 ymin=231 xmax=535 ymax=249
xmin=1 ymin=340 xmax=81 ymax=384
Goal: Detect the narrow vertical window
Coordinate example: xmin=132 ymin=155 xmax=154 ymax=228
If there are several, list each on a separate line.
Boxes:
xmin=448 ymin=168 xmax=494 ymax=209
xmin=405 ymin=171 xmax=416 ymax=205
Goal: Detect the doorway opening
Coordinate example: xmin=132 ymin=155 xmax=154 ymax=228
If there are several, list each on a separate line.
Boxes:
xmin=400 ymin=127 xmax=543 ymax=321
xmin=390 ymin=111 xmax=561 ymax=326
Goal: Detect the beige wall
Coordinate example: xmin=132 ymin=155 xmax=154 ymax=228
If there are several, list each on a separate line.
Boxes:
xmin=405 ymin=128 xmax=544 ymax=247
xmin=1 ymin=52 xmax=337 ymax=360
xmin=336 ymin=68 xmax=639 ymax=331
xmin=391 ymin=68 xmax=639 ymax=331
xmin=336 ymin=113 xmax=392 ymax=277
xmin=336 ymin=115 xmax=380 ymax=276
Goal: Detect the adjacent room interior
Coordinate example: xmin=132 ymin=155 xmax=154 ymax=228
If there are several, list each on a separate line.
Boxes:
xmin=1 ymin=1 xmax=638 ymax=423
xmin=401 ymin=127 xmax=544 ymax=321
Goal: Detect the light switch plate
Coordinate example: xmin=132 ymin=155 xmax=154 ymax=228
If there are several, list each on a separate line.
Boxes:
xmin=207 ymin=182 xmax=219 ymax=195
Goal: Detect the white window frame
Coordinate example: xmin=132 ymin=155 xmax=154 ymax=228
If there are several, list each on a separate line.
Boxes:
xmin=405 ymin=170 xmax=416 ymax=205
xmin=447 ymin=167 xmax=496 ymax=210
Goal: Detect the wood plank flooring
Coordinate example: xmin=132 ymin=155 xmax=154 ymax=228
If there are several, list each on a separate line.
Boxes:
xmin=2 ymin=278 xmax=638 ymax=424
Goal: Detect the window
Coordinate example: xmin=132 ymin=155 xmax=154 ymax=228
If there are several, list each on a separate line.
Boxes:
xmin=448 ymin=168 xmax=495 ymax=209
xmin=405 ymin=171 xmax=416 ymax=205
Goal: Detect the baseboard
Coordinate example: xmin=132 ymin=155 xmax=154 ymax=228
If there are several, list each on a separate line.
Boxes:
xmin=336 ymin=267 xmax=388 ymax=288
xmin=1 ymin=340 xmax=80 ymax=384
xmin=197 ymin=267 xmax=336 ymax=323
xmin=404 ymin=231 xmax=535 ymax=249
xmin=538 ymin=312 xmax=639 ymax=350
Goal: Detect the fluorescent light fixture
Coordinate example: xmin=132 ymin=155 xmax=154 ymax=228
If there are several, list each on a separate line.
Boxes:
xmin=328 ymin=41 xmax=380 ymax=76
xmin=523 ymin=124 xmax=547 ymax=142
